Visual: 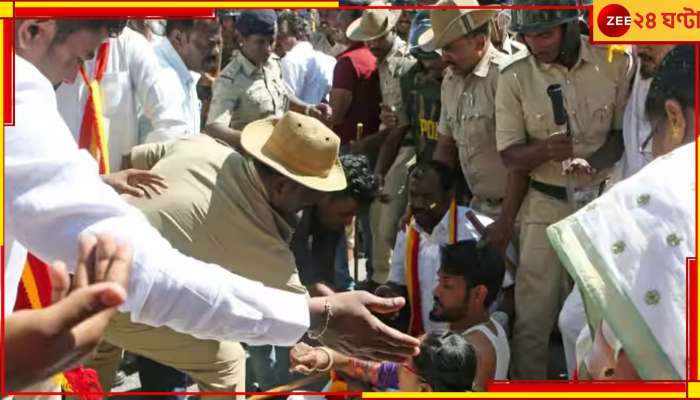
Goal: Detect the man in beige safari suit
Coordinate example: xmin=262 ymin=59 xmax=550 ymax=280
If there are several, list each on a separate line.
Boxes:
xmin=88 ymin=111 xmax=348 ymax=396
xmin=346 ymin=2 xmax=416 ymax=287
xmin=494 ymin=0 xmax=633 ymax=379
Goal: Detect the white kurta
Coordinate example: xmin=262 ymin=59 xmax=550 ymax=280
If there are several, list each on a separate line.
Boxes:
xmin=6 ymin=54 xmax=309 ymax=346
xmin=56 ymin=27 xmax=191 ymax=172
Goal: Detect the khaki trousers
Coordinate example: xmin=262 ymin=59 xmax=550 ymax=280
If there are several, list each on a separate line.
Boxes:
xmin=510 ymin=188 xmax=573 ymax=380
xmin=369 ymin=146 xmax=416 ymax=284
xmin=85 ymin=312 xmax=245 ymax=399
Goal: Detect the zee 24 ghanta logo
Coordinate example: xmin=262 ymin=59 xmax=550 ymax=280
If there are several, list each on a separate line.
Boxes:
xmin=597 ymin=3 xmax=700 ymax=38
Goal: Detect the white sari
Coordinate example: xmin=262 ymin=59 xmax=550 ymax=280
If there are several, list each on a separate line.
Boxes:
xmin=547 ymin=142 xmax=695 ymax=380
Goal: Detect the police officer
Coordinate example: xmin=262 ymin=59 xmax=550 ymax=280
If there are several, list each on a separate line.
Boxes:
xmin=392 ymin=10 xmax=447 ymax=163
xmin=205 ymin=10 xmax=330 ymax=148
xmin=422 ymin=0 xmax=509 ymax=221
xmin=494 ymin=0 xmax=633 ymax=379
xmin=346 ymin=2 xmax=416 ymax=287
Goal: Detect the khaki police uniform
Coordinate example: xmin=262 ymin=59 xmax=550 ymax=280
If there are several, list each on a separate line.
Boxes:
xmin=495 ymin=36 xmax=633 ymax=379
xmin=207 ymin=50 xmax=288 ymax=131
xmin=87 ymin=135 xmax=312 ymax=397
xmin=369 ymin=36 xmax=417 ymax=284
xmin=439 ymin=43 xmax=511 ymax=219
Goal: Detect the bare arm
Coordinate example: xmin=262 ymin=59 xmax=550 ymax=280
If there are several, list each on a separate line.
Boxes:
xmin=499 ymin=171 xmax=529 ymax=227
xmin=329 ymin=349 xmax=382 ymax=385
xmin=204 ymin=123 xmax=243 ymax=149
xmin=374 ymin=127 xmax=406 ymax=177
xmin=500 ymin=142 xmax=550 ymax=173
xmin=309 ymin=282 xmax=336 ymax=298
xmin=329 ymin=88 xmax=353 ymax=127
xmin=433 ymin=134 xmax=460 ymax=171
xmin=485 ymin=170 xmax=530 ymax=256
xmin=587 ymin=129 xmax=624 ymax=171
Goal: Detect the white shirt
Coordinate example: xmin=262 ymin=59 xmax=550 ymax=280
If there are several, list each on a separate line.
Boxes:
xmin=56 ymin=27 xmax=190 ymax=172
xmin=281 ymin=41 xmax=336 ymax=104
xmin=6 ymin=55 xmax=309 ymax=346
xmin=153 ymin=38 xmax=202 ymax=135
xmin=462 ymin=316 xmax=511 ymax=383
xmin=619 ymin=65 xmax=653 ymax=179
xmin=388 ymin=206 xmax=492 ymax=333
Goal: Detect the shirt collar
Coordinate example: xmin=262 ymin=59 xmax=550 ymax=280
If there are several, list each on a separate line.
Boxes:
xmin=159 ymin=38 xmax=194 ymax=85
xmin=378 ymin=36 xmax=408 ymax=65
xmin=339 ymin=42 xmax=366 ymax=56
xmin=236 ymin=50 xmax=269 ymax=77
xmin=414 ymin=205 xmax=452 ymax=237
xmin=472 ymin=42 xmax=495 ymax=78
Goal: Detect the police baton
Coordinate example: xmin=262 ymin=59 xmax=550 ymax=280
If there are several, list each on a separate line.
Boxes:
xmin=353 ymin=123 xmax=364 ymax=283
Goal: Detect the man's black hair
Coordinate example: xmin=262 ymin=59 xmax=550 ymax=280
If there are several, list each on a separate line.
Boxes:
xmin=440 ymin=239 xmax=505 ymax=308
xmin=409 ymin=160 xmax=455 ymax=193
xmin=413 ymin=331 xmax=477 ymax=392
xmin=53 ymin=20 xmax=127 ymax=44
xmin=277 ymin=10 xmax=312 ymax=41
xmin=645 ymin=45 xmax=695 ymax=122
xmin=166 ymin=19 xmax=220 ymax=37
xmin=334 ymin=154 xmax=378 ymax=206
xmin=165 ymin=20 xmax=196 ymax=37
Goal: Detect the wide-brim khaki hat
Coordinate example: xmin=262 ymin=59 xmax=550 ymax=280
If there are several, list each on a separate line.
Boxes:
xmin=418 ymin=0 xmax=498 ymax=52
xmin=346 ymin=1 xmax=402 ymax=42
xmin=241 ymin=111 xmax=347 ymax=192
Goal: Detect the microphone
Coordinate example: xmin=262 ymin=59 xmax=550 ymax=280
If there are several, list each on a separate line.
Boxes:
xmin=546 ymin=84 xmax=569 ymax=135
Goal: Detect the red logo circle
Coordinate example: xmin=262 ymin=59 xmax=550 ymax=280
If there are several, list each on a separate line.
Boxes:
xmin=597 ymin=4 xmax=632 ymax=37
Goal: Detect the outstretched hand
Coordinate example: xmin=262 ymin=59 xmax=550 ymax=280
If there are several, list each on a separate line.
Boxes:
xmin=308 ymin=291 xmax=420 ymax=363
xmin=5 ymin=234 xmax=133 ymax=392
xmin=103 ymin=169 xmax=168 ymax=198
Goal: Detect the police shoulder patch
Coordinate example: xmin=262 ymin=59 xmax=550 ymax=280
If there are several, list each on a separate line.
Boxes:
xmin=498 ymin=49 xmax=530 ymax=72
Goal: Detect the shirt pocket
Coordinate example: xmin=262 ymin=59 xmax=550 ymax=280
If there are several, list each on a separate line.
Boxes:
xmin=245 ymin=80 xmax=276 ymax=120
xmin=523 ymin=104 xmax=554 ymax=142
xmin=583 ymin=86 xmax=616 ymax=143
xmin=99 ymin=71 xmax=130 ymax=117
xmin=462 ymin=99 xmax=495 ymax=155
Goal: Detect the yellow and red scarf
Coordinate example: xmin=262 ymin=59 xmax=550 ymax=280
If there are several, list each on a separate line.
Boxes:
xmin=404 ymin=199 xmax=458 ymax=337
xmin=78 ymin=41 xmax=111 ymax=174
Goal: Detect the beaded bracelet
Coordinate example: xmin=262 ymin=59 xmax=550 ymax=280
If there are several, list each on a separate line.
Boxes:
xmin=308 ymin=299 xmax=332 ymax=340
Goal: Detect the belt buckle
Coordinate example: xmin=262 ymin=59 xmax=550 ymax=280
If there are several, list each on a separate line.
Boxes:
xmin=573 ymin=185 xmax=599 ymax=210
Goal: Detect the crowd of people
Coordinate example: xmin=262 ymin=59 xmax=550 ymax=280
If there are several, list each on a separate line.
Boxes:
xmin=5 ymin=0 xmax=695 ymax=397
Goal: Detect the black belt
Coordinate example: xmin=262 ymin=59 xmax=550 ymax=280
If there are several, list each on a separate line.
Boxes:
xmin=531 ymin=180 xmax=568 ymax=202
xmin=531 ymin=180 xmax=606 ymax=202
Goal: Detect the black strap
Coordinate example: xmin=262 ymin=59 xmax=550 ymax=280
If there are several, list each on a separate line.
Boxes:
xmin=531 ymin=180 xmax=568 ymax=202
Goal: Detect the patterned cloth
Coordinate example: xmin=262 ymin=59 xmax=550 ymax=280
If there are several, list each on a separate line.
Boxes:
xmin=547 ymin=142 xmax=694 ymax=379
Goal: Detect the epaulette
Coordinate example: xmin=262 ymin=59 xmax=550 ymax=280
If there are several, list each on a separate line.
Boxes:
xmin=499 ymin=48 xmax=530 ymax=72
xmin=219 ymin=53 xmax=243 ymax=81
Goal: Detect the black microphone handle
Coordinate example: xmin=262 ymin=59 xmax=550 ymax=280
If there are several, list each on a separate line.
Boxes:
xmin=546 ymin=84 xmax=569 ymax=131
